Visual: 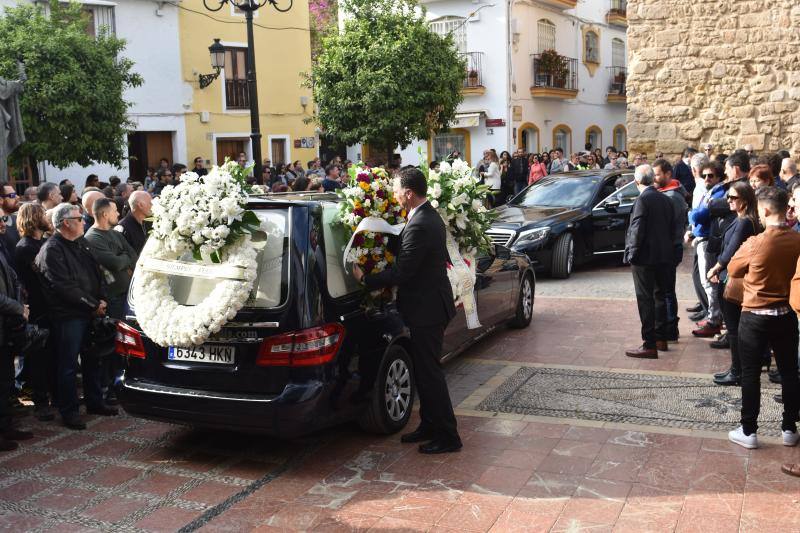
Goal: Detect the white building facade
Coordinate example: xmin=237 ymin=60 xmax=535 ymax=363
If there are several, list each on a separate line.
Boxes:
xmin=0 ymin=0 xmax=188 ymax=188
xmin=348 ymin=0 xmax=628 ymax=167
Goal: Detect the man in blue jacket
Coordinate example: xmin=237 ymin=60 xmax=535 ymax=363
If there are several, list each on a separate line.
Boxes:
xmin=688 ymin=165 xmax=726 ymax=336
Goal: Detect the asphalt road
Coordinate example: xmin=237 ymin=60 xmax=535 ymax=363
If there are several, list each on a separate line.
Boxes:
xmin=535 ymin=246 xmax=697 ymax=301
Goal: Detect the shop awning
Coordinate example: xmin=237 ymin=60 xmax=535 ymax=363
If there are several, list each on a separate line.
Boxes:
xmin=450 ymin=112 xmax=483 ymax=129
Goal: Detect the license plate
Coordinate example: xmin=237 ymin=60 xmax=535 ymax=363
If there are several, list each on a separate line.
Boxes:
xmin=168 ymin=345 xmax=235 ymax=364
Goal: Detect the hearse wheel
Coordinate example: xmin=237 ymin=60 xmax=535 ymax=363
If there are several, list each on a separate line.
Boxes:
xmin=358 ymin=345 xmax=414 ymax=434
xmin=509 ymin=272 xmax=534 ymax=329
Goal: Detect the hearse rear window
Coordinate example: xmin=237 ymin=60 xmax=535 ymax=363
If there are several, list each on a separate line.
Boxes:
xmin=322 ymin=205 xmax=362 ymax=298
xmin=168 ymin=209 xmax=289 ymax=308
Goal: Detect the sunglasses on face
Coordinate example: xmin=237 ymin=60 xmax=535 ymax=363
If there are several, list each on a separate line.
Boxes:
xmin=727 ymin=194 xmax=739 ymax=200
xmin=63 ymin=216 xmax=83 ymax=221
xmin=1 ymin=193 xmax=17 ymax=199
xmin=702 ymin=173 xmax=716 ymax=179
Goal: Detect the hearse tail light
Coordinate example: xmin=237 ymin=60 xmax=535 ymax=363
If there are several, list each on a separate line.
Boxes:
xmin=116 ymin=321 xmax=146 ymax=359
xmin=257 ymin=323 xmax=345 ymax=367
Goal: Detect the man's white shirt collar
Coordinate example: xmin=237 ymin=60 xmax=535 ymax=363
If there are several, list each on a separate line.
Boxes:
xmin=406 ymin=201 xmax=428 ymax=223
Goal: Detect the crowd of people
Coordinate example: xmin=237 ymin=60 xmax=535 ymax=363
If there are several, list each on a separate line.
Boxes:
xmin=622 ymin=144 xmax=800 ymax=476
xmin=0 ymin=175 xmax=152 ymax=451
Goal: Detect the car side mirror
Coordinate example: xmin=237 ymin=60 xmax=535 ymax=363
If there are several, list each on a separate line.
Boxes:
xmin=603 ymin=198 xmax=621 ymax=211
xmin=495 ymin=245 xmax=511 ymax=260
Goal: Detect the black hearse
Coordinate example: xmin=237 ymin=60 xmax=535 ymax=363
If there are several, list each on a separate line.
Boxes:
xmin=116 ymin=193 xmax=535 ymax=437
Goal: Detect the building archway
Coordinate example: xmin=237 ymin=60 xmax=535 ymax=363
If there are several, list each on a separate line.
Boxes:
xmin=585 ymin=125 xmax=602 ymax=153
xmin=613 ymin=124 xmax=627 ymax=151
xmin=552 ymin=124 xmax=572 ymax=154
xmin=518 ymin=122 xmax=540 ymax=153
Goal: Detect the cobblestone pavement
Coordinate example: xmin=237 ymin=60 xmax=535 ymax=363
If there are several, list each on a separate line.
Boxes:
xmin=3 ymin=250 xmax=800 ymax=531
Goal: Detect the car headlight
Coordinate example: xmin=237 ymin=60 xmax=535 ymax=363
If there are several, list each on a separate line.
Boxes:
xmin=515 ymin=227 xmax=550 ymax=246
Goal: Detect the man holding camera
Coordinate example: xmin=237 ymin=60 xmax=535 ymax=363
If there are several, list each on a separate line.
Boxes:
xmin=35 ymin=203 xmax=115 ymax=430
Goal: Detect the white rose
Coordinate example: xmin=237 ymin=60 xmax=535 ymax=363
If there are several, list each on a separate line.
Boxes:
xmin=431 ymin=199 xmax=439 ymax=209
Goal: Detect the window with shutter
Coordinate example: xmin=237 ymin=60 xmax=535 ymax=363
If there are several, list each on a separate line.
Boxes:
xmin=612 ymin=38 xmax=625 ymax=67
xmin=224 ymin=48 xmax=250 ymax=110
xmin=537 ymin=19 xmax=556 ymax=53
xmin=429 ymin=16 xmax=467 ymax=53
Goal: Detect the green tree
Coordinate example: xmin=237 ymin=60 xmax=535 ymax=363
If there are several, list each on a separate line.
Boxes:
xmin=309 ymin=0 xmax=464 ymax=161
xmin=0 ymin=0 xmax=142 ymax=169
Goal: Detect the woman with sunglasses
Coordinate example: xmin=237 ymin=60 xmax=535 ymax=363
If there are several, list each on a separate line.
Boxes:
xmin=706 ymin=181 xmax=760 ymax=386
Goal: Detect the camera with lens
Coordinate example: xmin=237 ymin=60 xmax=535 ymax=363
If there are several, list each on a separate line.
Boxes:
xmin=5 ymin=315 xmax=49 ymax=355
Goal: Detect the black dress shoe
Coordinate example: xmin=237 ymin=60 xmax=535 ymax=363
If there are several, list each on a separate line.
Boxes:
xmin=0 ymin=437 xmax=18 ymax=452
xmin=419 ymin=438 xmax=462 ymax=454
xmin=710 ymin=333 xmax=729 ymax=350
xmin=63 ymin=416 xmax=86 ymax=431
xmin=713 ymin=371 xmax=740 ymax=386
xmin=401 ymin=427 xmax=435 ymax=443
xmin=34 ymin=406 xmax=55 ymax=422
xmin=769 ymin=369 xmax=782 ymax=384
xmin=689 ymin=311 xmax=706 ymax=322
xmin=86 ymin=405 xmax=118 ymax=416
xmin=4 ymin=428 xmax=33 ymax=441
xmin=714 ymin=367 xmax=733 ymax=379
xmin=686 ymin=303 xmax=703 ymax=313
xmin=776 ymin=394 xmax=783 ymax=404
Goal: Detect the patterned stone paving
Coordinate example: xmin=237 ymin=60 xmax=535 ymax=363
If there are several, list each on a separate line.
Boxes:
xmin=477 ymin=366 xmax=785 ymax=436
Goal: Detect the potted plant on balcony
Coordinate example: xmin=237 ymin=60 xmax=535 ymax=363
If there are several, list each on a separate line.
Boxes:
xmin=538 ymin=49 xmax=570 ymax=89
xmin=467 ymin=69 xmax=479 ymax=87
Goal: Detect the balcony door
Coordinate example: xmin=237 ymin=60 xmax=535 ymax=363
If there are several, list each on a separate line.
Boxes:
xmin=224 ymin=48 xmax=249 ymax=110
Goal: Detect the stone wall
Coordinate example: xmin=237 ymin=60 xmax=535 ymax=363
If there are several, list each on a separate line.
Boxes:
xmin=627 ymin=0 xmax=800 ymax=159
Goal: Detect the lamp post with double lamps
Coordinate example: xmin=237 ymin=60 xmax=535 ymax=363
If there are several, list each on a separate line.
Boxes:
xmin=201 ymin=0 xmax=293 ymax=184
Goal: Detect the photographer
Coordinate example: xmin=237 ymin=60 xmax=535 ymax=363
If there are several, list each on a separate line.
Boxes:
xmin=0 ymin=207 xmax=34 ymax=451
xmin=35 ymin=203 xmax=116 ymax=431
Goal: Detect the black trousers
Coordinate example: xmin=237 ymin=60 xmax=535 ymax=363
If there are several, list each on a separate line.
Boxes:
xmin=739 ymin=312 xmax=799 ymax=435
xmin=631 ymin=264 xmax=670 ymax=348
xmin=0 ymin=355 xmax=13 ymax=431
xmin=692 ymin=250 xmax=709 ymax=312
xmin=409 ymin=324 xmax=460 ymax=443
xmin=663 ymin=258 xmax=680 ymax=338
xmin=718 ymin=281 xmax=742 ymax=337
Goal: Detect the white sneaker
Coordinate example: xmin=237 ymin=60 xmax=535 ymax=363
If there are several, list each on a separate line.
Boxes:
xmin=729 ymin=426 xmax=758 ymax=449
xmin=783 ymin=430 xmax=800 ymax=447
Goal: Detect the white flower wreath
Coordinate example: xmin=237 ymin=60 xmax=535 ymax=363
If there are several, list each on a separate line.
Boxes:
xmin=132 ymin=236 xmax=258 ymax=347
xmin=130 ymin=162 xmax=262 ymax=347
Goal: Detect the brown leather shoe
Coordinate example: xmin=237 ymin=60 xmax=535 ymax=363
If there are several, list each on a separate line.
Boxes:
xmin=625 ymin=345 xmax=658 ymax=359
xmin=656 ymin=340 xmax=668 ymax=351
xmin=692 ymin=323 xmax=721 ymax=337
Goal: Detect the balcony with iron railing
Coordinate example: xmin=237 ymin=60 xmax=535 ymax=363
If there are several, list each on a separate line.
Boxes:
xmin=607 ymin=66 xmax=626 ymax=102
xmin=461 ymin=52 xmax=485 ymax=95
xmin=530 ymin=52 xmax=578 ymax=99
xmin=607 ymin=0 xmax=627 ymax=27
xmin=225 ymin=79 xmax=249 ymax=110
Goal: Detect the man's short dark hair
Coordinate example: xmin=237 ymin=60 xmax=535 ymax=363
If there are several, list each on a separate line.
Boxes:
xmin=727 ymin=151 xmax=751 ymax=174
xmin=93 ymin=197 xmax=114 ymax=218
xmin=307 ymin=160 xmax=316 ymax=169
xmin=606 ymin=146 xmax=616 ymax=152
xmin=171 ymin=164 xmax=187 ymax=174
xmin=652 ymin=158 xmax=672 ymax=175
xmin=683 ymin=147 xmax=698 ymax=158
xmin=325 ymin=164 xmax=338 ymax=176
xmin=37 ymin=182 xmax=58 ymax=203
xmin=585 ymin=142 xmax=592 ymax=151
xmin=58 ymin=178 xmax=70 ymax=186
xmin=108 ymin=176 xmax=121 ymax=187
xmin=399 ymin=167 xmax=427 ymax=197
xmin=756 ymin=186 xmax=789 ymax=214
xmin=555 ymin=147 xmax=564 ymax=155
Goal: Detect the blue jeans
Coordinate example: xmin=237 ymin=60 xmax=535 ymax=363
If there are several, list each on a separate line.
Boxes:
xmin=53 ymin=318 xmax=103 ymax=418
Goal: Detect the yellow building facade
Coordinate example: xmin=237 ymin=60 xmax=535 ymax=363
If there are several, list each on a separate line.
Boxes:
xmin=178 ymin=0 xmax=317 ymax=171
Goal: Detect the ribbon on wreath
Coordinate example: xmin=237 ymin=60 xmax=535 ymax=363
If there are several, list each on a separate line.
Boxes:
xmin=342 ymin=215 xmax=481 ymax=330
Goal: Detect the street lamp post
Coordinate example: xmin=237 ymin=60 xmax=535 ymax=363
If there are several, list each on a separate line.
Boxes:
xmin=202 ymin=0 xmax=293 ymax=184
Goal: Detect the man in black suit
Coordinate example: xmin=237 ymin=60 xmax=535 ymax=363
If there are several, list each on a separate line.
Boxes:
xmin=624 ymin=165 xmax=677 ymax=359
xmin=352 ymin=167 xmax=461 ymax=454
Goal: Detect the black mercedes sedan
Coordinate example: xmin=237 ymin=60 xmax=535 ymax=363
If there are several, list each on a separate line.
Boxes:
xmin=116 ymin=193 xmax=535 ymax=437
xmin=487 ymin=170 xmax=638 ymax=278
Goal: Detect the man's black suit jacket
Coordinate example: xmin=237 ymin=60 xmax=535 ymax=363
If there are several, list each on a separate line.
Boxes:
xmin=624 ymin=185 xmax=676 ymax=266
xmin=364 ymin=201 xmax=456 ymax=328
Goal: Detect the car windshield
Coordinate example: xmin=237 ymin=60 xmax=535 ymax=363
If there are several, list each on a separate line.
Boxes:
xmin=165 ymin=208 xmax=289 ymax=308
xmin=510 ymin=177 xmax=602 ymax=208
